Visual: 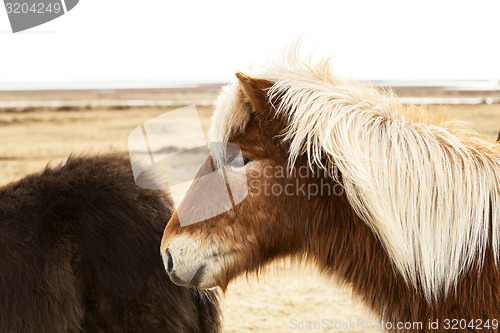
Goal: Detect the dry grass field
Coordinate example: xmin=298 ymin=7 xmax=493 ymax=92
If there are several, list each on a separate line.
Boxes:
xmin=1 ymin=93 xmax=500 ymax=332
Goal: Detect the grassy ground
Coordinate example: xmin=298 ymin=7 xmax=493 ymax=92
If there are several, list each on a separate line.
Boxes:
xmin=1 ymin=102 xmax=499 ymax=332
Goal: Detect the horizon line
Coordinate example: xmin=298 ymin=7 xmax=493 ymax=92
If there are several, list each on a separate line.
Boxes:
xmin=0 ymin=79 xmax=500 ymax=93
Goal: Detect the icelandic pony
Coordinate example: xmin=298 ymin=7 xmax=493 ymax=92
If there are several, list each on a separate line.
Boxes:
xmin=161 ymin=55 xmax=500 ymax=332
xmin=0 ymin=154 xmax=221 ymax=332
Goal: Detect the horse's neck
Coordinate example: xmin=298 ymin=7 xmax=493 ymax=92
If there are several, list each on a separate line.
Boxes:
xmin=305 ymin=190 xmax=500 ymax=332
xmin=305 ymin=192 xmax=427 ymax=324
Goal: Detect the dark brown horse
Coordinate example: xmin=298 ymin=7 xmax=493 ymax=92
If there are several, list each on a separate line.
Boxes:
xmin=0 ymin=153 xmax=221 ymax=332
xmin=161 ymin=56 xmax=500 ymax=332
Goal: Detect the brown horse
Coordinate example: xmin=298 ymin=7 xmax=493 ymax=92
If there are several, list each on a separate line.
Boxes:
xmin=0 ymin=154 xmax=221 ymax=332
xmin=161 ymin=53 xmax=500 ymax=332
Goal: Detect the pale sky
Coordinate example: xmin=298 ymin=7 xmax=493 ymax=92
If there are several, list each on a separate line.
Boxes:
xmin=0 ymin=0 xmax=499 ymax=90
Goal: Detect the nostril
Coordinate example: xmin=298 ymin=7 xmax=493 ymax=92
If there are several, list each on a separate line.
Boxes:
xmin=166 ymin=250 xmax=173 ymax=273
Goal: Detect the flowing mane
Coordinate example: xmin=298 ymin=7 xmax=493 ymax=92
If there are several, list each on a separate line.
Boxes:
xmin=209 ymin=50 xmax=500 ymax=302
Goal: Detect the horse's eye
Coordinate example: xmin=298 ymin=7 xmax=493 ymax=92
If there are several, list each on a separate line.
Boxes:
xmin=226 ymin=154 xmax=252 ymax=168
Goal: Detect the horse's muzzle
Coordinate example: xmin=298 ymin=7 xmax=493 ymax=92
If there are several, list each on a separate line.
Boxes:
xmin=163 ymin=249 xmax=206 ymax=287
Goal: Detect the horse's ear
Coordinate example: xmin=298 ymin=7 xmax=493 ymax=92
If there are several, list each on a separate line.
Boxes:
xmin=235 ymin=72 xmax=274 ymax=116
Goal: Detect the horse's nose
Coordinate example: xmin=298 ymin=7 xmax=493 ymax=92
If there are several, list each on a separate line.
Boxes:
xmin=165 ymin=249 xmax=174 ymax=274
xmin=162 ymin=248 xmax=206 ymax=287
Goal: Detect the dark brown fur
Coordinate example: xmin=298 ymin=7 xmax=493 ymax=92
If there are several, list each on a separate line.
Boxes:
xmin=164 ymin=74 xmax=500 ymax=332
xmin=0 ymin=154 xmax=221 ymax=332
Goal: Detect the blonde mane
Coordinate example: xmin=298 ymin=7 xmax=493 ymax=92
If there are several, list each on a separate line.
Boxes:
xmin=209 ymin=50 xmax=500 ymax=302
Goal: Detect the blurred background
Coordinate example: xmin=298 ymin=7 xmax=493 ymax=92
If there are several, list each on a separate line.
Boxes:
xmin=1 ymin=1 xmax=499 ymax=332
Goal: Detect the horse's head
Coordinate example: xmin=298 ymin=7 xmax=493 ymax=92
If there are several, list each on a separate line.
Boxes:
xmin=160 ymin=73 xmax=338 ymax=289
